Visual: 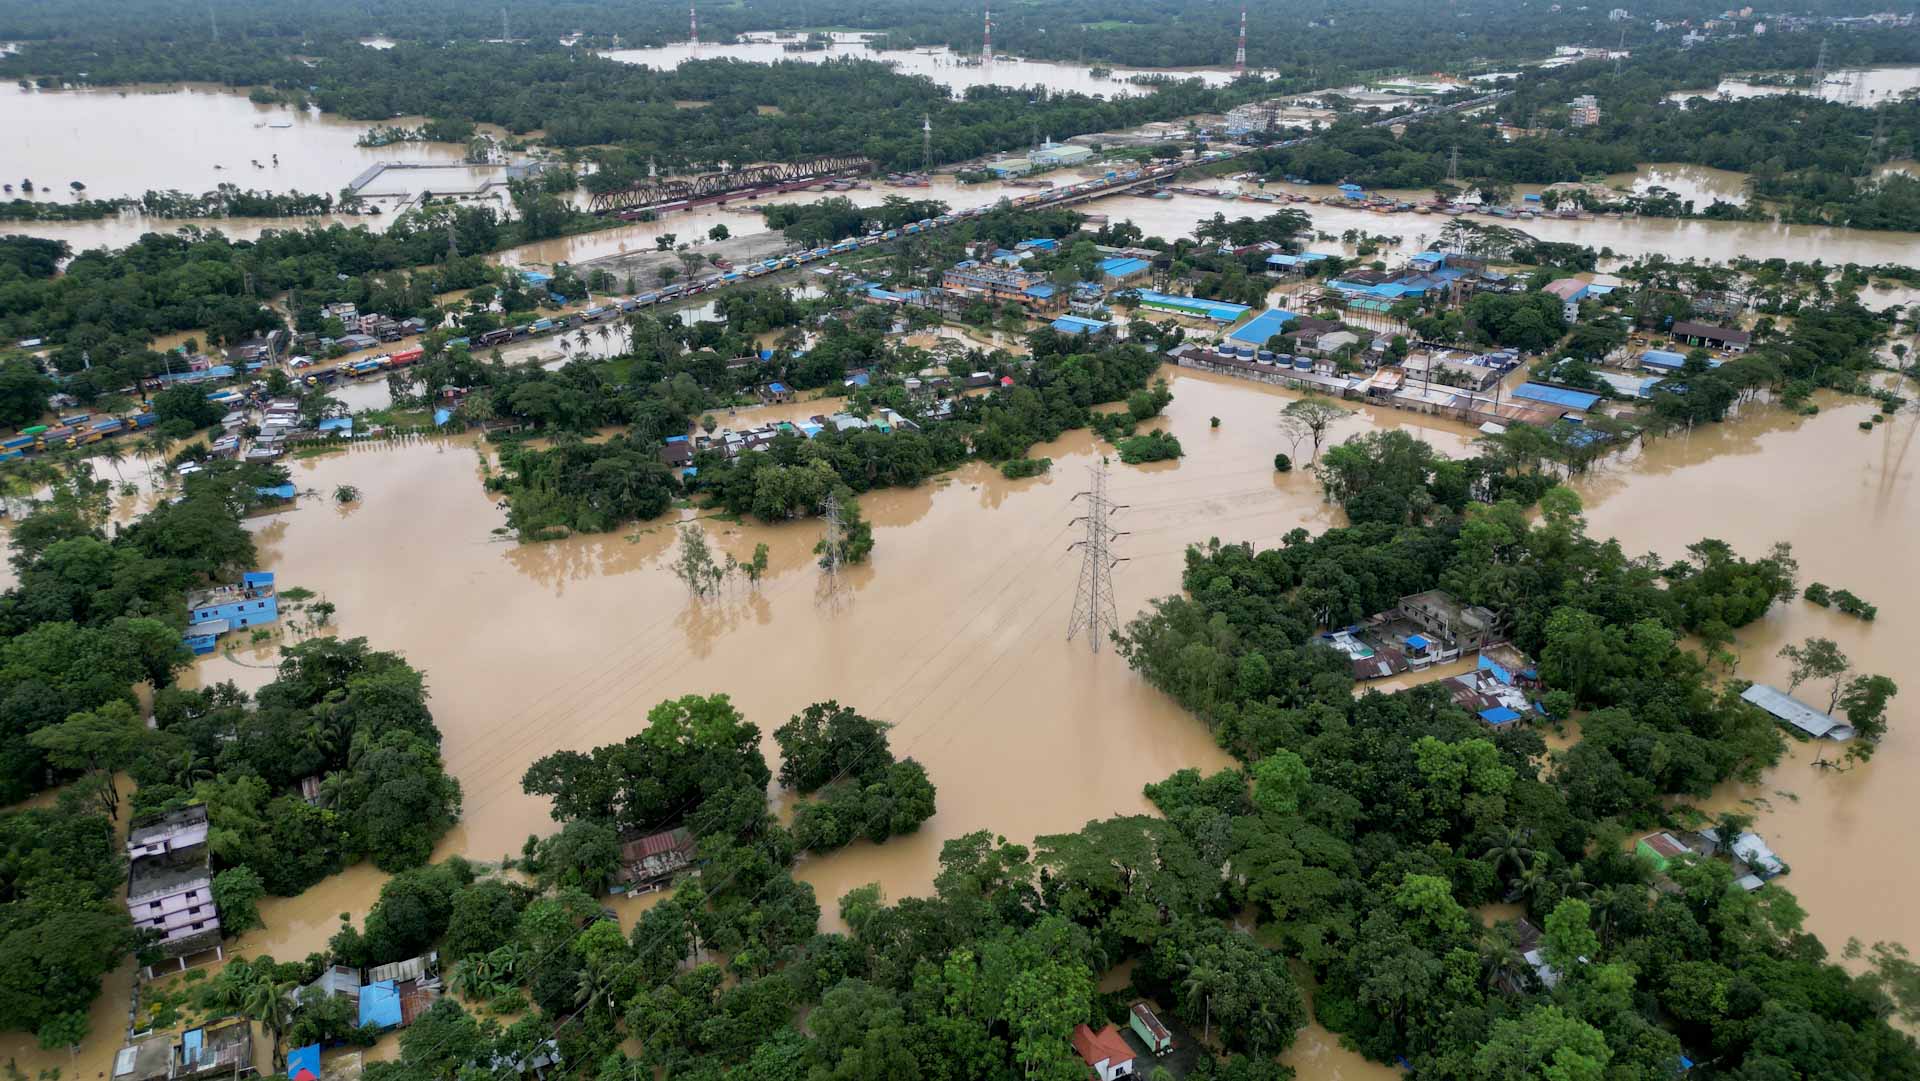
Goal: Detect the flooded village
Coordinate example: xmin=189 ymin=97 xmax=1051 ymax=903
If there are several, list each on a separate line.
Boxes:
xmin=3 ymin=9 xmax=1920 ymax=1081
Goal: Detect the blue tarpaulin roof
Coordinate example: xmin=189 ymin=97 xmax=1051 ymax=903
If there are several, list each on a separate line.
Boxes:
xmin=1228 ymin=308 xmax=1303 ymax=345
xmin=768 ymin=381 xmax=789 ymax=393
xmin=359 ymin=980 xmax=402 ymax=1029
xmin=1479 ymin=655 xmax=1516 ymax=685
xmin=1480 ymin=707 xmax=1522 ymax=725
xmin=288 ymin=1044 xmax=322 ymax=1081
xmin=255 ymin=484 xmax=297 ymax=500
xmin=1512 ymin=382 xmax=1601 ymax=411
xmin=433 ymin=407 xmax=452 ymax=427
xmin=1406 ymin=634 xmax=1430 ymax=650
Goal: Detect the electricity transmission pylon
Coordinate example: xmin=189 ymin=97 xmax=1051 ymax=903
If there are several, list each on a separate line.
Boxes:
xmin=818 ymin=489 xmax=845 ymax=595
xmin=1066 ymin=462 xmax=1128 ymax=652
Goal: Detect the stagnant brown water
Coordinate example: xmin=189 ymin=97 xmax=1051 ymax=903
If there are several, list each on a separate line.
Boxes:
xmin=3 ymin=367 xmax=1911 ymax=1081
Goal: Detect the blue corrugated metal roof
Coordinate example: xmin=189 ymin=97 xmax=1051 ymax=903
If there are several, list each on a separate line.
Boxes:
xmin=1512 ymin=382 xmax=1601 ymax=411
xmin=1099 ymin=257 xmax=1150 ymax=277
xmin=1481 ymin=707 xmax=1522 ymax=725
xmin=359 ymin=981 xmax=402 ymax=1029
xmin=1640 ymin=349 xmax=1689 ymax=369
xmin=1023 ymin=282 xmax=1057 ymax=298
xmin=1229 ymin=308 xmax=1303 ymax=345
xmin=1050 ymin=316 xmax=1110 ymax=335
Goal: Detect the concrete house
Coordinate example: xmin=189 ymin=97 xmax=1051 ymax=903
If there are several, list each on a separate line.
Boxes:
xmin=115 ymin=1018 xmax=254 ymax=1081
xmin=1395 ymin=589 xmax=1497 ymax=652
xmin=127 ymin=806 xmax=223 ymax=976
xmin=1671 ymin=320 xmax=1750 ymax=352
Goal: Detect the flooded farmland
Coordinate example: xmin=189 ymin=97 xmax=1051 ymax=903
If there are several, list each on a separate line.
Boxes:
xmin=599 ymin=32 xmax=1247 ymax=97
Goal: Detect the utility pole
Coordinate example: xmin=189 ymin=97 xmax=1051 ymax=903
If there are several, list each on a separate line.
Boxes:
xmin=1235 ymin=4 xmax=1247 ymax=77
xmin=1066 ymin=462 xmax=1128 ymax=653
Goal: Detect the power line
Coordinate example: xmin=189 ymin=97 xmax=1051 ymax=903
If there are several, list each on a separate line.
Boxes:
xmin=1066 ymin=461 xmax=1127 ymax=652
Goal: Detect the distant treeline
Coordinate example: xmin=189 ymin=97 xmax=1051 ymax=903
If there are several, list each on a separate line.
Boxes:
xmin=0 ymin=0 xmax=1903 ymax=73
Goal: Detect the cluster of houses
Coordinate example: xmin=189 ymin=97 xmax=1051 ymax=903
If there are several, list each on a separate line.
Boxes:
xmin=659 ymin=405 xmax=925 ymax=468
xmin=310 ymin=302 xmax=431 ymax=355
xmin=114 ymin=1018 xmax=255 ymax=1081
xmin=938 ymin=240 xmax=1159 ymax=317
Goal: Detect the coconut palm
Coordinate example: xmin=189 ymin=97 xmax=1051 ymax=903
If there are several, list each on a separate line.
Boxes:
xmin=1480 ymin=828 xmax=1534 ymax=882
xmin=239 ymin=965 xmax=295 ymax=1071
xmin=1176 ymin=949 xmax=1223 ymax=1046
xmin=100 ymin=440 xmax=126 ymax=481
xmin=574 ymin=327 xmax=592 ymax=353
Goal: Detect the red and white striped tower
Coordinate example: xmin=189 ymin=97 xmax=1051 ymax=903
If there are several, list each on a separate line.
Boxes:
xmin=1235 ymin=5 xmax=1247 ymax=76
xmin=689 ymin=3 xmax=699 ymax=47
xmin=982 ymin=6 xmax=993 ymax=65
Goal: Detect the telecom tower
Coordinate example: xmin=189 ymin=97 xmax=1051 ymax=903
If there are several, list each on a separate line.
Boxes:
xmin=1446 ymin=145 xmax=1460 ymax=185
xmin=1066 ymin=462 xmax=1128 ymax=653
xmin=1812 ymin=37 xmax=1829 ymax=90
xmin=982 ymin=6 xmax=993 ymax=65
xmin=922 ymin=114 xmax=934 ymax=173
xmin=1234 ymin=5 xmax=1247 ymax=77
xmin=689 ymin=3 xmax=699 ymax=47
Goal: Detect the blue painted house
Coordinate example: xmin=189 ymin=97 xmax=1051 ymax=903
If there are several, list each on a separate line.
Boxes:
xmin=185 ymin=572 xmax=278 ymax=652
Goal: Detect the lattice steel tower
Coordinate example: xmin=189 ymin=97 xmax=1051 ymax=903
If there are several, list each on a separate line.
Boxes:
xmin=1067 ymin=462 xmax=1128 ymax=652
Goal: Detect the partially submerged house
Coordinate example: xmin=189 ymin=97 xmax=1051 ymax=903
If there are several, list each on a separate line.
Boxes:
xmin=115 ymin=1018 xmax=255 ymax=1081
xmin=615 ymin=827 xmax=697 ymax=893
xmin=1393 ymin=589 xmax=1497 ymax=652
xmin=357 ymin=953 xmax=442 ymax=1032
xmin=127 ymin=805 xmax=223 ymax=977
xmin=1636 ymin=827 xmax=1786 ymax=892
xmin=1740 ymin=684 xmax=1854 ymax=741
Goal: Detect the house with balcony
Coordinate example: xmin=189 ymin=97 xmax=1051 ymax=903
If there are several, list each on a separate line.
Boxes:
xmin=127 ymin=805 xmax=223 ymax=976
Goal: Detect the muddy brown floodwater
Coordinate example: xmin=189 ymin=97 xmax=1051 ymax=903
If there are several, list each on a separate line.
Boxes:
xmin=5 ymin=365 xmax=1914 ymax=1081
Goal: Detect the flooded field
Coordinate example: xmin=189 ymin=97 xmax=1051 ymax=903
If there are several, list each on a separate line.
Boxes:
xmin=7 ymin=84 xmax=479 ymax=201
xmin=1599 ymin=163 xmax=1753 ymax=207
xmin=599 ymin=32 xmax=1246 ymax=98
xmin=1667 ymin=64 xmax=1920 ymax=107
xmin=1094 ymin=182 xmax=1920 ymax=267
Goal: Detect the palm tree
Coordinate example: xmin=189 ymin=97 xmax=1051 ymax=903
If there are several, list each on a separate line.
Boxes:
xmin=239 ymin=966 xmax=294 ymax=1071
xmin=1176 ymin=950 xmax=1222 ymax=1047
xmin=1479 ymin=927 xmax=1533 ymax=996
xmin=573 ymin=327 xmax=592 ymax=353
xmin=1480 ymin=828 xmax=1534 ymax=882
xmin=101 ymin=440 xmax=126 ymax=481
